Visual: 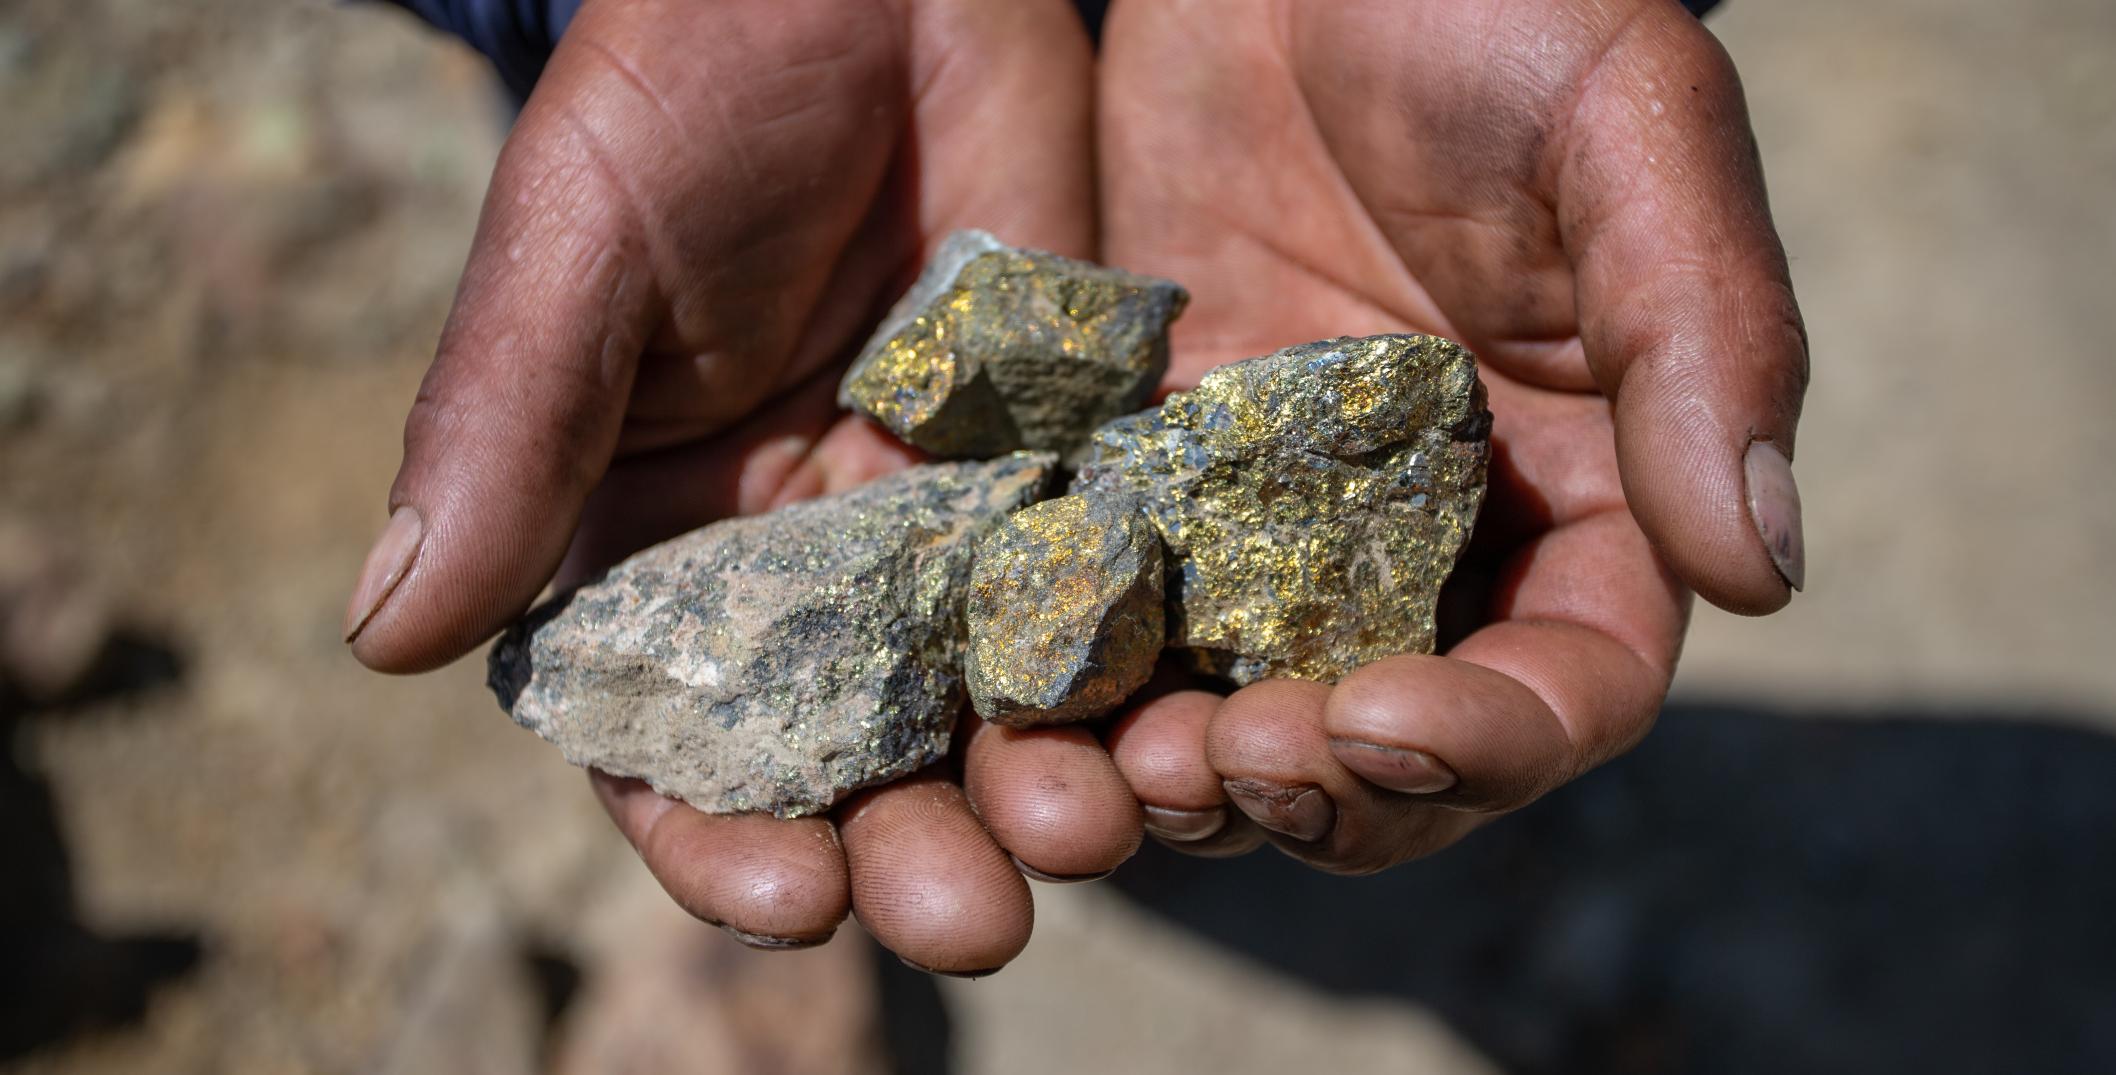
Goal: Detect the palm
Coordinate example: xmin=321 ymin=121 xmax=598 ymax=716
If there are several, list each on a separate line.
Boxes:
xmin=1107 ymin=0 xmax=1658 ymax=374
xmin=487 ymin=0 xmax=1097 ymax=579
xmin=1104 ymin=0 xmax=1661 ymax=650
xmin=356 ymin=0 xmax=1127 ymax=974
xmin=364 ymin=0 xmax=1097 ymax=652
xmin=1095 ymin=0 xmax=1801 ymax=871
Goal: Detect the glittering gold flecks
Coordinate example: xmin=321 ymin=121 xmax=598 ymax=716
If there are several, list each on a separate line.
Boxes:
xmin=502 ymin=294 xmax=1486 ymax=817
xmin=965 ymin=493 xmax=1164 ymax=727
xmin=1071 ymin=335 xmax=1491 ymax=684
xmin=839 ymin=229 xmax=1188 ymax=460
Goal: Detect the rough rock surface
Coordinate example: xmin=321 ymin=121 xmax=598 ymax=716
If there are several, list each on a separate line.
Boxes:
xmin=489 ymin=454 xmax=1056 ymax=817
xmin=1071 ymin=334 xmax=1490 ymax=684
xmin=965 ymin=493 xmax=1165 ymax=727
xmin=838 ymin=229 xmax=1188 ymax=460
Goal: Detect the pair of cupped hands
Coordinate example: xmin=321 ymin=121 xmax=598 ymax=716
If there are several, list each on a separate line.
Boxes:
xmin=343 ymin=0 xmax=1808 ymax=975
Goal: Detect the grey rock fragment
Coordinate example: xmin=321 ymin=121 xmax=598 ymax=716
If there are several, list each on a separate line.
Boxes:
xmin=965 ymin=493 xmax=1165 ymax=727
xmin=490 ymin=453 xmax=1056 ymax=817
xmin=1071 ymin=334 xmax=1490 ymax=685
xmin=838 ymin=229 xmax=1188 ymax=460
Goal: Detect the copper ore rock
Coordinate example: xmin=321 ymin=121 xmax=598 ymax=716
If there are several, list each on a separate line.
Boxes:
xmin=838 ymin=229 xmax=1189 ymax=460
xmin=1070 ymin=334 xmax=1490 ymax=685
xmin=965 ymin=493 xmax=1165 ymax=727
xmin=488 ymin=453 xmax=1057 ymax=818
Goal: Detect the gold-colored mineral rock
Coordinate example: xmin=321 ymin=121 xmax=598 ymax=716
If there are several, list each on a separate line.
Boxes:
xmin=838 ymin=229 xmax=1189 ymax=459
xmin=491 ymin=226 xmax=1494 ymax=817
xmin=965 ymin=493 xmax=1164 ymax=727
xmin=1070 ymin=335 xmax=1491 ymax=684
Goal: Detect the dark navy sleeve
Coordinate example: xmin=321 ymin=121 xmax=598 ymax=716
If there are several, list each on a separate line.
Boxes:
xmin=380 ymin=0 xmax=581 ymax=100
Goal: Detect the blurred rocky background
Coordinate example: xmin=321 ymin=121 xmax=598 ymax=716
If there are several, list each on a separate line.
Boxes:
xmin=1 ymin=0 xmax=2112 ymax=1072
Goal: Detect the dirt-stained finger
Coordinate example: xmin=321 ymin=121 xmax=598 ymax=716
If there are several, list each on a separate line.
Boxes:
xmin=837 ymin=772 xmax=1034 ymax=977
xmin=592 ymin=772 xmax=851 ymax=948
xmin=964 ymin=720 xmax=1142 ymax=881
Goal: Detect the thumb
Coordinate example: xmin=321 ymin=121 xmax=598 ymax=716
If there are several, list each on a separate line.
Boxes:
xmin=1563 ymin=6 xmax=1810 ymax=615
xmin=344 ymin=106 xmax=653 ymax=673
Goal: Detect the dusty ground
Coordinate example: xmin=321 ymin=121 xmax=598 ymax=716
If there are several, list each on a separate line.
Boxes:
xmin=1 ymin=0 xmax=2111 ymax=1071
xmin=1675 ymin=0 xmax=2116 ymax=713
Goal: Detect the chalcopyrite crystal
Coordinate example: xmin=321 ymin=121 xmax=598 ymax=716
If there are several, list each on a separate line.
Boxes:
xmin=965 ymin=493 xmax=1165 ymax=727
xmin=489 ymin=453 xmax=1055 ymax=818
xmin=838 ymin=229 xmax=1189 ymax=459
xmin=1071 ymin=334 xmax=1491 ymax=684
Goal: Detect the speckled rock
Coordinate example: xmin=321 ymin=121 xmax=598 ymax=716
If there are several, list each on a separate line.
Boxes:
xmin=489 ymin=454 xmax=1056 ymax=817
xmin=838 ymin=229 xmax=1188 ymax=460
xmin=1071 ymin=334 xmax=1490 ymax=684
xmin=965 ymin=493 xmax=1164 ymax=727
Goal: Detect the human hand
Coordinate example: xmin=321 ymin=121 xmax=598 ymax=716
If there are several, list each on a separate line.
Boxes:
xmin=1097 ymin=0 xmax=1807 ymax=869
xmin=344 ymin=0 xmax=1142 ymax=973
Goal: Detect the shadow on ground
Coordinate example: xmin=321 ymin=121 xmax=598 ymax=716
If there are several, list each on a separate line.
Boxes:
xmin=1096 ymin=701 xmax=2116 ymax=1075
xmin=0 ymin=631 xmax=199 ymax=1060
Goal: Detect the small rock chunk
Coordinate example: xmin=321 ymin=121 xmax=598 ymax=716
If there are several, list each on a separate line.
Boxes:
xmin=965 ymin=493 xmax=1165 ymax=727
xmin=1071 ymin=334 xmax=1490 ymax=684
xmin=490 ymin=453 xmax=1056 ymax=817
xmin=838 ymin=229 xmax=1188 ymax=460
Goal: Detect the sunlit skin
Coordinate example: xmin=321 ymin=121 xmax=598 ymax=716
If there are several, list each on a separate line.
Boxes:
xmin=1097 ymin=0 xmax=1805 ymax=869
xmin=348 ymin=0 xmax=1805 ymax=972
xmin=350 ymin=0 xmax=1124 ymax=976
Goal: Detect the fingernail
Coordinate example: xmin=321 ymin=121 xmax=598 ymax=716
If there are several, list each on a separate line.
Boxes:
xmin=721 ymin=925 xmax=831 ymax=951
xmin=1222 ymin=780 xmax=1334 ymax=843
xmin=1328 ymin=740 xmax=1459 ymax=795
xmin=899 ymin=956 xmax=1002 ymax=980
xmin=1009 ymin=855 xmax=1113 ymax=884
xmin=1744 ymin=440 xmax=1804 ymax=592
xmin=1141 ymin=804 xmax=1228 ymax=843
xmin=344 ymin=505 xmax=424 ymax=643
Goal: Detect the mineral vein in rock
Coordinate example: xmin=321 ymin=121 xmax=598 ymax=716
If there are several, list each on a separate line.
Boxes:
xmin=489 ymin=454 xmax=1055 ymax=818
xmin=965 ymin=493 xmax=1165 ymax=727
xmin=1070 ymin=334 xmax=1490 ymax=684
xmin=838 ymin=229 xmax=1188 ymax=460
